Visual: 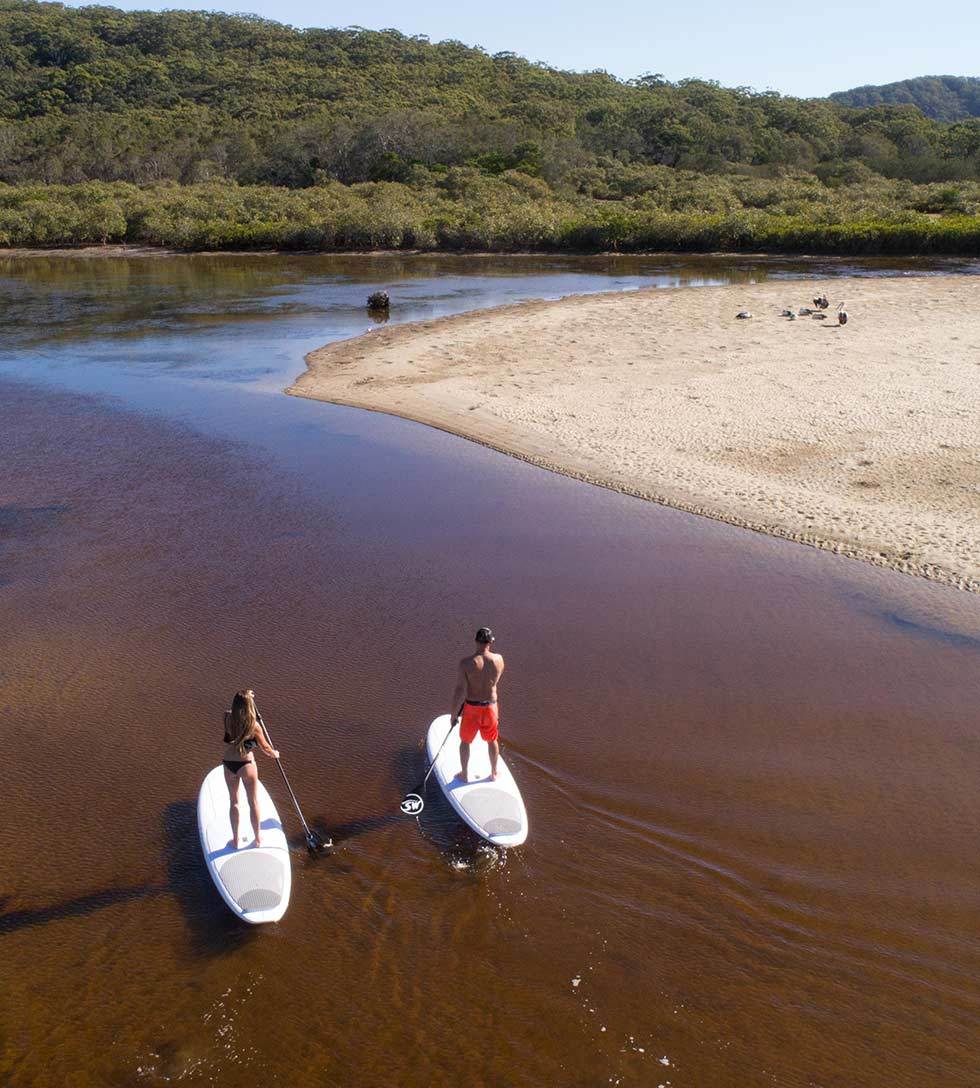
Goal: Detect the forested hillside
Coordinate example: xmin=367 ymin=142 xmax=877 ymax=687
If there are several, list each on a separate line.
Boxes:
xmin=831 ymin=77 xmax=980 ymax=123
xmin=1 ymin=1 xmax=979 ymax=252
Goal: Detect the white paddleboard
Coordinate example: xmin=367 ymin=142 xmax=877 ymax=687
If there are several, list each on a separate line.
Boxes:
xmin=425 ymin=714 xmax=528 ymax=847
xmin=197 ymin=765 xmax=292 ymax=924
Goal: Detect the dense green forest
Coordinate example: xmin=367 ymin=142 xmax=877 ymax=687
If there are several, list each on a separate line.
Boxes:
xmin=1 ymin=1 xmax=979 ymax=252
xmin=831 ymin=77 xmax=980 ymax=123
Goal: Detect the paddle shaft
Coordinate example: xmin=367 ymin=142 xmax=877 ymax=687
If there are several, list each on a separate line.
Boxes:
xmin=415 ymin=705 xmax=463 ymax=795
xmin=255 ymin=710 xmax=319 ymax=848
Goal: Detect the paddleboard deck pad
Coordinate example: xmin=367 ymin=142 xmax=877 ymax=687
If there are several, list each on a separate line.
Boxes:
xmin=197 ymin=765 xmax=292 ymax=923
xmin=425 ymin=714 xmax=528 ymax=847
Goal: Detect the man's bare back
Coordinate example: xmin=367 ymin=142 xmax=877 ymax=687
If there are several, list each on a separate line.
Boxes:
xmin=459 ymin=649 xmax=504 ymax=703
xmin=452 ymin=627 xmax=505 ymax=782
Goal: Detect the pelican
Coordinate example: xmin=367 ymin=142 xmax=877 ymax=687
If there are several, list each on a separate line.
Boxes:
xmin=837 ymin=303 xmax=848 ymax=325
xmin=813 ymin=295 xmax=829 ymax=309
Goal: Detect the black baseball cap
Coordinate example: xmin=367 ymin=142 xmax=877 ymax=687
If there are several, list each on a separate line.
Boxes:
xmin=475 ymin=626 xmax=494 ymax=644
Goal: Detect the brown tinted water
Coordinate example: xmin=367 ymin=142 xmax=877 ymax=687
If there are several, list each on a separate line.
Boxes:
xmin=1 ymin=255 xmax=978 ymax=1088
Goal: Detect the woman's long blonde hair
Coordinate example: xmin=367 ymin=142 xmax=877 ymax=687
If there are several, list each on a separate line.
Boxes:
xmin=225 ymin=689 xmax=259 ymax=757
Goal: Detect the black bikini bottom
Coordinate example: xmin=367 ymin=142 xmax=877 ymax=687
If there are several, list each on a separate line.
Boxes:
xmin=223 ymin=759 xmax=252 ymax=774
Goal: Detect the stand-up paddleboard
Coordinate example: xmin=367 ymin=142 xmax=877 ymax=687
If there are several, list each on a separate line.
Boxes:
xmin=425 ymin=714 xmax=528 ymax=847
xmin=197 ymin=765 xmax=292 ymax=924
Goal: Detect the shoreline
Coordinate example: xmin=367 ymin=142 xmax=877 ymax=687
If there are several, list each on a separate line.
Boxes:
xmin=290 ymin=278 xmax=980 ymax=593
xmin=2 ymin=244 xmax=979 ymax=265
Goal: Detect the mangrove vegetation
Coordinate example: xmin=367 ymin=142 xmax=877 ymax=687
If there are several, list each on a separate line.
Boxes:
xmin=2 ymin=1 xmax=979 ymax=253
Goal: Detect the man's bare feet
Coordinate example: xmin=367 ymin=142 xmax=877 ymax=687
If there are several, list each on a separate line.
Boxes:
xmin=454 ymin=770 xmax=468 ymax=784
xmin=253 ymin=835 xmax=263 ymax=848
xmin=490 ymin=771 xmax=499 ymax=781
xmin=227 ymin=837 xmax=239 ymax=850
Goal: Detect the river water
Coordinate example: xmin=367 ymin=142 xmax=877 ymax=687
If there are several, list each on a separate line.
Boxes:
xmin=1 ymin=253 xmax=978 ymax=1088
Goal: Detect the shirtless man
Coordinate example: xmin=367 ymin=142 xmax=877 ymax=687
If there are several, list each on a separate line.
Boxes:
xmin=451 ymin=627 xmax=505 ymax=783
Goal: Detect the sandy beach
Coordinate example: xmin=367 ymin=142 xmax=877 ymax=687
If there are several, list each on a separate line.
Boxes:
xmin=291 ymin=276 xmax=980 ymax=590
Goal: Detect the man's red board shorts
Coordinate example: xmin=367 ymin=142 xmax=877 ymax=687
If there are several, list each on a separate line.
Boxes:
xmin=459 ymin=701 xmax=499 ymax=744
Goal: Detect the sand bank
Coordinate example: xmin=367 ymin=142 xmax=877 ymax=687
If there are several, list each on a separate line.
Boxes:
xmin=290 ymin=277 xmax=980 ymax=591
xmin=0 ymin=245 xmax=179 ymax=258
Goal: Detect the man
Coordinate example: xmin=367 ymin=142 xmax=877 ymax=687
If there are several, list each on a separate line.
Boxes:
xmin=451 ymin=626 xmax=505 ymax=783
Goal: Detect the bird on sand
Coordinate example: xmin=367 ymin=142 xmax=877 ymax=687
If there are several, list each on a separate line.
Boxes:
xmin=813 ymin=295 xmax=829 ymax=309
xmin=837 ymin=303 xmax=848 ymax=325
xmin=736 ymin=311 xmax=752 ymax=319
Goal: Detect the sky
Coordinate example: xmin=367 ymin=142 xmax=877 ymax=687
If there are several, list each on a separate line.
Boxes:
xmin=64 ymin=0 xmax=979 ymax=99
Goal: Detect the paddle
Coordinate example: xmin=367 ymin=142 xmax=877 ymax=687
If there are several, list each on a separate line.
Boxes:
xmin=399 ymin=707 xmax=463 ymax=816
xmin=255 ymin=708 xmax=331 ymax=852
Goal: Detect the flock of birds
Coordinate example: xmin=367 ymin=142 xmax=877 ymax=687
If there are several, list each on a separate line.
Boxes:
xmin=736 ymin=295 xmax=848 ymax=325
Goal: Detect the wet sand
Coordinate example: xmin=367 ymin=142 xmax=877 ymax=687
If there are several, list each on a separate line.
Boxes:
xmin=293 ymin=276 xmax=980 ymax=591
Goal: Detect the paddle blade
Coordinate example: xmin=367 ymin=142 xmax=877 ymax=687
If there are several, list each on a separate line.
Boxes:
xmin=306 ymin=831 xmax=332 ymax=852
xmin=400 ymin=793 xmax=424 ymax=816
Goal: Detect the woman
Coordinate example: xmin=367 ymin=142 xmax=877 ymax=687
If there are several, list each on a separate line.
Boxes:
xmin=223 ymin=688 xmax=279 ymax=848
